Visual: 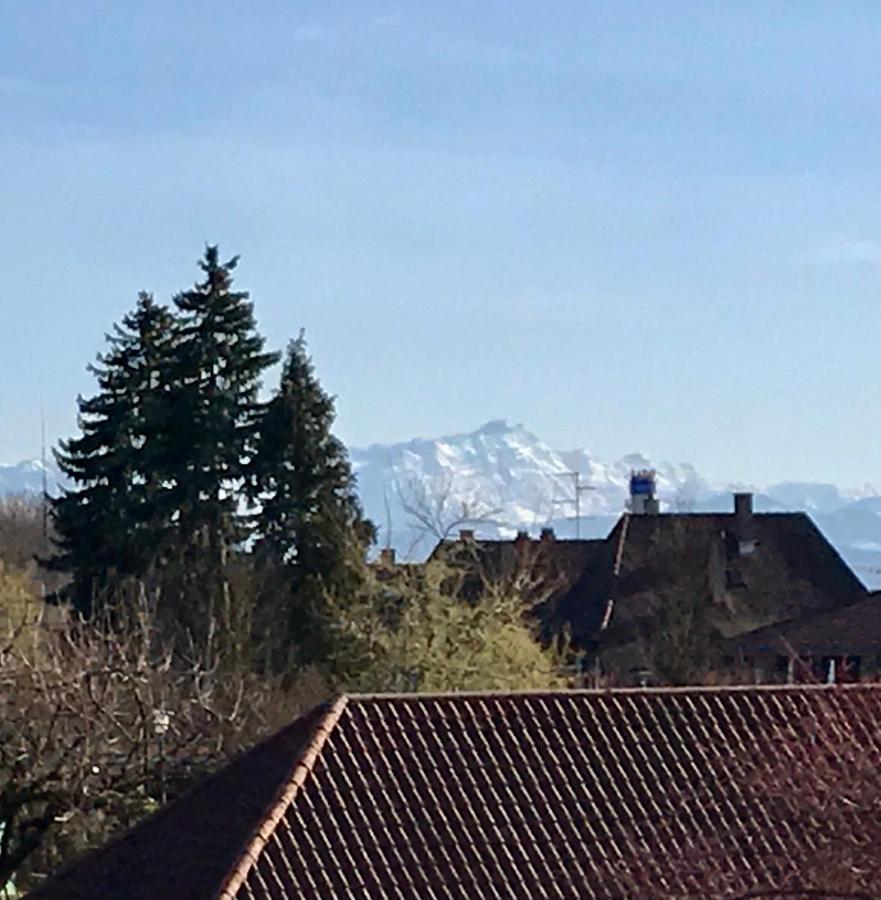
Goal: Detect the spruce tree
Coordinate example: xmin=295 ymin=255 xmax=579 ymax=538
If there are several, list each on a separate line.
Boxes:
xmin=250 ymin=334 xmax=374 ymax=667
xmin=163 ymin=247 xmax=278 ymax=639
xmin=50 ymin=294 xmax=177 ymax=616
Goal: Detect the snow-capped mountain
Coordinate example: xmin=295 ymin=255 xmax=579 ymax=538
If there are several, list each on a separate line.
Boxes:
xmin=3 ymin=421 xmax=879 ymax=586
xmin=0 ymin=458 xmax=62 ymax=496
xmin=349 ymin=421 xmax=880 ymax=586
xmin=351 ymin=420 xmax=712 ymax=539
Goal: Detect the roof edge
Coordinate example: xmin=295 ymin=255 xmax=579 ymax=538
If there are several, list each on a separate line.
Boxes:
xmin=343 ymin=682 xmax=881 ymax=701
xmin=215 ymin=694 xmax=349 ymax=900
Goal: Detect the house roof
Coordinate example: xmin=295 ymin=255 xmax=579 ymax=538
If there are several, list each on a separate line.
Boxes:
xmin=26 ymin=702 xmax=330 ymax=900
xmin=428 ymin=509 xmax=868 ymax=659
xmin=430 ymin=535 xmax=609 ymax=587
xmin=429 ymin=535 xmax=613 ymax=635
xmin=732 ymin=590 xmax=881 ymax=657
xmin=544 ymin=511 xmax=868 ymax=649
xmin=29 ymin=684 xmax=881 ymax=899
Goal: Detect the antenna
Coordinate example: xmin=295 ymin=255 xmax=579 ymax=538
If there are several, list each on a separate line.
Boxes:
xmin=40 ymin=391 xmax=49 ymax=598
xmin=571 ymin=471 xmax=596 ymax=539
xmin=41 ymin=396 xmax=48 ymax=527
xmin=549 ymin=471 xmax=595 ymax=539
xmin=382 ymin=483 xmax=394 ymax=550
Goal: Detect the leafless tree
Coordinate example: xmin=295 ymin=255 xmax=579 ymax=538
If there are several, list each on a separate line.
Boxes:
xmin=0 ymin=587 xmax=325 ymax=894
xmin=0 ymin=495 xmax=44 ymax=569
xmin=394 ymin=472 xmax=503 ymax=558
xmin=599 ymin=520 xmax=721 ymax=685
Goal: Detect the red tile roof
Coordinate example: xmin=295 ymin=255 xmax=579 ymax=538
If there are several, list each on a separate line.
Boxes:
xmin=29 ymin=685 xmax=881 ymax=899
xmin=26 ymin=703 xmax=330 ymax=900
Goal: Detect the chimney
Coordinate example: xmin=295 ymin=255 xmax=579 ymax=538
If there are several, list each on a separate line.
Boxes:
xmin=540 ymin=527 xmax=555 ymax=542
xmin=734 ymin=492 xmax=755 ymax=550
xmin=379 ymin=547 xmax=396 ymax=566
xmin=458 ymin=529 xmax=474 ymax=542
xmin=514 ymin=530 xmax=530 ymax=543
xmin=628 ymin=469 xmax=658 ymax=516
xmin=734 ymin=492 xmax=753 ymax=519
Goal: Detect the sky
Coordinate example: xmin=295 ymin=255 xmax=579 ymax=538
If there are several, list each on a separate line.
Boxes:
xmin=0 ymin=1 xmax=878 ymax=487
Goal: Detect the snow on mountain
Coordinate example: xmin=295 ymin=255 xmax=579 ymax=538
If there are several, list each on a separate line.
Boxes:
xmin=351 ymin=419 xmax=718 ymax=546
xmin=0 ymin=458 xmax=62 ymax=496
xmin=759 ymin=481 xmax=873 ymax=514
xmin=349 ymin=420 xmax=880 ymax=586
xmin=3 ymin=420 xmax=878 ymax=586
xmin=557 ymin=447 xmax=710 ymax=513
xmin=350 ymin=421 xmax=576 ymax=554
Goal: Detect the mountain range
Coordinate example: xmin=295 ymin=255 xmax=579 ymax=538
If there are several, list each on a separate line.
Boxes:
xmin=348 ymin=421 xmax=880 ymax=587
xmin=3 ymin=420 xmax=879 ymax=587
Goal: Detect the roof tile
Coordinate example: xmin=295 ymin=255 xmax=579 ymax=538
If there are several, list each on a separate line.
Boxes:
xmin=29 ymin=685 xmax=881 ymax=899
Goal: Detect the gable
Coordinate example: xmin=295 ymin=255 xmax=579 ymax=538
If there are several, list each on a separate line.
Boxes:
xmin=590 ymin=513 xmax=866 ymax=648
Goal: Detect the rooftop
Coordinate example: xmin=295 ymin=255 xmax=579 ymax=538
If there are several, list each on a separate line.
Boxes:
xmin=30 ymin=684 xmax=881 ymax=899
xmin=733 ymin=590 xmax=881 ymax=657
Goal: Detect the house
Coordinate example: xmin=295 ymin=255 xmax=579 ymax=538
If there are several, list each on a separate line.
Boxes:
xmin=433 ymin=477 xmax=868 ymax=682
xmin=29 ymin=685 xmax=881 ymax=899
xmin=728 ymin=589 xmax=881 ymax=683
xmin=429 ymin=525 xmax=613 ymax=612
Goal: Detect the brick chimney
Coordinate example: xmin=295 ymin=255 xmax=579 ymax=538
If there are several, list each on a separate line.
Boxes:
xmin=379 ymin=547 xmax=396 ymax=566
xmin=540 ymin=527 xmax=555 ymax=542
xmin=514 ymin=530 xmax=530 ymax=543
xmin=459 ymin=529 xmax=474 ymax=542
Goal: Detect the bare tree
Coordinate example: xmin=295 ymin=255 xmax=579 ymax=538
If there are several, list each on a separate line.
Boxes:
xmin=0 ymin=586 xmax=325 ymax=894
xmin=602 ymin=520 xmax=721 ymax=685
xmin=0 ymin=495 xmax=64 ymax=598
xmin=0 ymin=496 xmax=45 ymax=570
xmin=394 ymin=472 xmax=503 ymax=558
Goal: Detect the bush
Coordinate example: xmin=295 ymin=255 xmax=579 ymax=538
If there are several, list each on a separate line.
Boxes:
xmin=322 ymin=555 xmax=564 ymax=693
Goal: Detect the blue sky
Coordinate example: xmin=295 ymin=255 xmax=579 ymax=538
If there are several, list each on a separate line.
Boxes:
xmin=1 ymin=1 xmax=878 ymax=486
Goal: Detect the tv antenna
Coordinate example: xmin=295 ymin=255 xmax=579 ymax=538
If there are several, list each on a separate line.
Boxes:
xmin=550 ymin=471 xmax=595 ymax=539
xmin=40 ymin=390 xmax=49 ymax=597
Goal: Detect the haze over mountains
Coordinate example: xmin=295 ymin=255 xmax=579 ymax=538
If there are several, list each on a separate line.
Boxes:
xmin=3 ymin=420 xmax=879 ymax=588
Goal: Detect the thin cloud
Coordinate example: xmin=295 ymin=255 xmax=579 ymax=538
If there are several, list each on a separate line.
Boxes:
xmin=0 ymin=76 xmax=55 ymax=96
xmin=293 ymin=24 xmax=332 ymax=43
xmin=816 ymin=239 xmax=881 ymax=266
xmin=371 ymin=13 xmax=402 ymax=28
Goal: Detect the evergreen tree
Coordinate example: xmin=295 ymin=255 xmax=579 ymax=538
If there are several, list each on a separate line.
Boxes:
xmin=162 ymin=247 xmax=278 ymax=640
xmin=250 ymin=334 xmax=374 ymax=667
xmin=49 ymin=294 xmax=177 ymax=616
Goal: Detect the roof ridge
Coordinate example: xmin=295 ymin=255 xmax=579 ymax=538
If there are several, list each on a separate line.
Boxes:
xmin=344 ymin=683 xmax=881 ymax=701
xmin=215 ymin=694 xmax=349 ymax=900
